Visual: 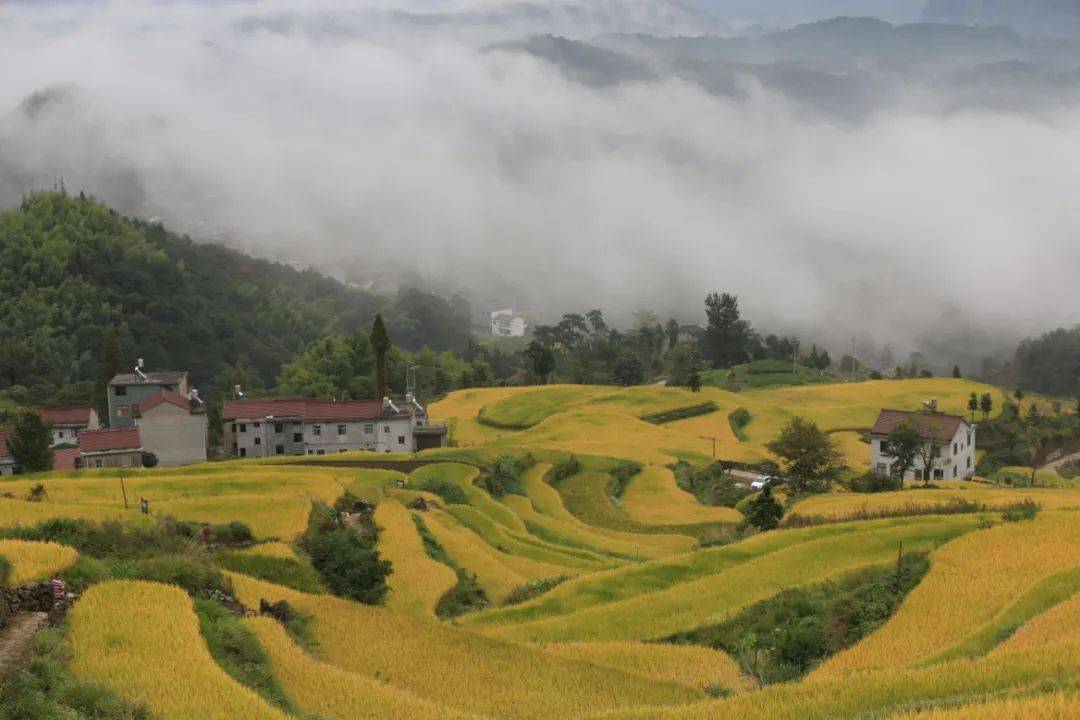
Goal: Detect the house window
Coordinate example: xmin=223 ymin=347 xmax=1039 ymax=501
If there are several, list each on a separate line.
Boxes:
xmin=876 ymin=463 xmax=888 ymax=476
xmin=121 ymin=455 xmax=131 ymax=467
xmin=116 ymin=405 xmax=130 ymax=418
xmin=254 ymin=437 xmax=261 ymax=446
xmin=339 ymin=449 xmax=347 ymax=453
xmin=231 ymin=423 xmax=237 ymax=433
xmin=953 ymin=443 xmax=958 ymax=455
xmin=934 ymin=468 xmax=944 ymax=480
xmin=967 ymin=456 xmax=972 ymax=468
xmin=383 ymin=425 xmax=390 ymax=434
xmin=239 ymin=448 xmax=247 ymax=457
xmin=239 ymin=423 xmax=247 ymax=433
xmin=931 ymin=446 xmax=941 ymax=459
xmin=114 ymin=386 xmax=127 ymax=396
xmin=316 ymin=449 xmax=326 ymax=455
xmin=313 ymin=425 xmax=322 ymax=437
xmin=275 ymin=444 xmax=284 ymax=455
xmin=253 ymin=422 xmax=260 ymax=428
xmin=293 ymin=432 xmax=303 ymax=443
xmin=338 ymin=424 xmax=347 ymax=436
xmin=398 ymin=435 xmax=405 ymax=445
xmin=968 ymin=433 xmax=972 ymax=445
xmin=364 ymin=424 xmax=374 ymax=434
xmin=953 ymin=465 xmax=958 ymax=478
xmin=306 ymin=449 xmax=314 ymax=455
xmin=94 ymin=459 xmax=103 ymax=468
xmin=879 ymin=441 xmax=890 ymax=455
xmin=275 ymin=423 xmax=284 ymax=434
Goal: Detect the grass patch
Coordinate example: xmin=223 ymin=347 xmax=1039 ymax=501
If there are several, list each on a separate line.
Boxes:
xmin=503 ymin=575 xmax=571 ymax=607
xmin=782 ymin=498 xmax=1040 ymax=528
xmin=412 ymin=514 xmax=490 ymax=618
xmin=215 ymin=551 xmax=325 ymax=594
xmin=195 ymin=597 xmax=296 ymax=713
xmin=663 ymin=554 xmax=931 ymax=684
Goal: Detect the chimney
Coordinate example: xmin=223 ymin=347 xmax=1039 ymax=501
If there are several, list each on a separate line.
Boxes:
xmin=190 ymin=388 xmax=203 ymax=406
xmin=135 ymin=358 xmax=147 ymax=382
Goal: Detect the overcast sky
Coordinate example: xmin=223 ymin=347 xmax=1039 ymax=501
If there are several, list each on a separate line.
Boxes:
xmin=1 ymin=0 xmax=1078 ymax=365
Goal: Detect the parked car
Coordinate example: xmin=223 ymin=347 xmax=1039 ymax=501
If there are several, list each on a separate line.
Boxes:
xmin=750 ymin=475 xmax=783 ymax=490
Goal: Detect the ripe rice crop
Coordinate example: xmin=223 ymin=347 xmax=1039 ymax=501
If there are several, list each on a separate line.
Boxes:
xmin=519 ymin=464 xmax=692 ymax=557
xmin=375 ymin=499 xmax=458 ymax=616
xmin=151 ymin=493 xmax=313 ymax=540
xmin=239 ymin=541 xmax=297 ymax=559
xmin=890 ymin=693 xmax=1080 ymax=719
xmin=599 ymin=636 xmax=1080 ymax=720
xmin=0 ymin=539 xmax=78 ymax=586
xmin=464 ymin=515 xmax=972 ymax=630
xmin=991 ymin=593 xmax=1080 ymax=655
xmin=481 ymin=515 xmax=981 ymax=643
xmin=789 ymin=483 xmax=1080 ymax=519
xmin=422 ymin=509 xmax=530 ymax=603
xmin=227 ymin=572 xmax=702 ymax=719
xmin=619 ymin=466 xmax=743 ymax=526
xmin=813 ymin=512 xmax=1080 ymax=676
xmin=0 ymin=496 xmax=125 ymax=528
xmin=69 ymin=580 xmax=289 ymax=720
xmin=245 ymin=616 xmax=479 ymax=719
xmin=543 ymin=641 xmax=752 ymax=694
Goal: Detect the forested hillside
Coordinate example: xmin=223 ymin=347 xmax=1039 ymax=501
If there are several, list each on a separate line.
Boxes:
xmin=0 ymin=191 xmax=471 ymax=405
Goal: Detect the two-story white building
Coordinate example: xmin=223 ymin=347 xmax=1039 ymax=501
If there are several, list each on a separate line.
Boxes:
xmin=491 ymin=309 xmax=527 ymax=338
xmin=870 ymin=407 xmax=976 ymax=482
xmin=0 ymin=429 xmax=14 ymax=476
xmin=31 ymin=405 xmax=100 ymax=446
xmin=222 ymin=396 xmax=445 ymax=458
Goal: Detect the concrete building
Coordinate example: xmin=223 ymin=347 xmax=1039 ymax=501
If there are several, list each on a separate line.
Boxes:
xmin=133 ymin=388 xmax=208 ymax=467
xmin=870 ymin=406 xmax=976 ymax=482
xmin=108 ymin=368 xmax=189 ymax=428
xmin=0 ymin=430 xmax=13 ymax=476
xmin=32 ymin=405 xmax=100 ymax=446
xmin=77 ymin=427 xmax=143 ymax=469
xmin=491 ymin=309 xmax=527 ymax=338
xmin=222 ymin=396 xmax=445 ymax=458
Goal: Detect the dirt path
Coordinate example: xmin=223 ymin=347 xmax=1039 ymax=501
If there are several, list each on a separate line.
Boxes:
xmin=1040 ymin=451 xmax=1080 ymax=473
xmin=0 ymin=612 xmax=47 ymax=677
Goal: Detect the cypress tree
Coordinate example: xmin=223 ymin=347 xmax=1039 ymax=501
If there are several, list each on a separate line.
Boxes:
xmin=371 ymin=314 xmax=390 ymax=399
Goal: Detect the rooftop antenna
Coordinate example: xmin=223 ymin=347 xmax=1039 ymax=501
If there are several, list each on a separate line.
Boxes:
xmin=234 ymin=385 xmax=245 ymax=400
xmin=190 ymin=388 xmax=204 ymax=406
xmin=134 ymin=358 xmax=147 ymax=382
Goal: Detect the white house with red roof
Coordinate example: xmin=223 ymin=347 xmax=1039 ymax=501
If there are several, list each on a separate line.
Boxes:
xmin=491 ymin=309 xmax=527 ymax=338
xmin=133 ymin=388 xmax=208 ymax=467
xmin=222 ymin=395 xmax=445 ymax=458
xmin=870 ymin=406 xmax=976 ymax=482
xmin=0 ymin=429 xmax=14 ymax=476
xmin=77 ymin=427 xmax=143 ymax=469
xmin=31 ymin=405 xmax=100 ymax=447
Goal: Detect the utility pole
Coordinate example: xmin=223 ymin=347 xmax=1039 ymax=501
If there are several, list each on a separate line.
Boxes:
xmin=793 ymin=339 xmax=800 ymax=375
xmin=699 ymin=435 xmax=716 ymax=460
xmin=894 ymin=541 xmax=904 ymax=594
xmin=851 ymin=336 xmax=857 ymax=381
xmin=119 ymin=474 xmax=128 ymax=510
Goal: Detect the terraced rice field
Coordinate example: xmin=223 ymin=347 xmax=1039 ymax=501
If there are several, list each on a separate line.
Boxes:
xmin=0 ymin=539 xmax=79 ymax=585
xmin=15 ymin=380 xmax=1079 ymax=718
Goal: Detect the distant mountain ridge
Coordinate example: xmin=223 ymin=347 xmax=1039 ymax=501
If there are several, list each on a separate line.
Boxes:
xmin=923 ymin=0 xmax=1080 ymax=39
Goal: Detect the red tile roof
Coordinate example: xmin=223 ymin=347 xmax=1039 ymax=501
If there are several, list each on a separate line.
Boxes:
xmin=137 ymin=388 xmax=205 ymax=415
xmin=871 ymin=409 xmax=968 ymax=442
xmin=32 ymin=405 xmax=96 ymax=426
xmin=53 ymin=447 xmax=82 ymax=470
xmin=80 ymin=427 xmax=141 ymax=453
xmin=0 ymin=429 xmax=9 ymax=458
xmin=222 ymin=397 xmax=400 ymax=422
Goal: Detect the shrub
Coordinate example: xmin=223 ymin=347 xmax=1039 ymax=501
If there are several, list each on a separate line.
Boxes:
xmin=436 ymin=573 xmax=489 ymax=619
xmin=415 ymin=479 xmax=468 ymax=505
xmin=845 ymin=472 xmax=902 ymax=493
xmin=502 ymin=576 xmax=570 ymax=606
xmin=110 ymin=555 xmax=231 ymax=598
xmin=306 ymin=527 xmax=391 ymax=605
xmin=609 ymin=460 xmax=644 ymax=498
xmin=482 ymin=453 xmax=525 ymax=497
xmin=552 ymin=455 xmax=581 ymax=481
xmin=745 ymin=486 xmax=783 ymax=531
xmin=0 ymin=555 xmax=10 ymax=587
xmin=1001 ymin=499 xmax=1040 ymax=523
xmin=215 ymin=552 xmax=324 ymax=594
xmin=642 ymin=401 xmax=718 ymax=425
xmin=0 ymin=518 xmax=192 ymax=560
xmin=140 ymin=451 xmax=159 ymax=468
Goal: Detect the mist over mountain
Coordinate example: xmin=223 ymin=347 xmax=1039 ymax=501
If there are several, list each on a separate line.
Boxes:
xmin=3 ymin=1 xmax=1080 ymax=373
xmin=923 ymin=0 xmax=1080 ymax=40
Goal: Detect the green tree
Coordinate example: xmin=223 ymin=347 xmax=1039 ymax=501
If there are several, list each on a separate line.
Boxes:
xmin=611 ymin=352 xmax=645 ymax=386
xmin=7 ymin=411 xmax=54 ymax=473
xmin=96 ymin=327 xmax=126 ymax=426
xmin=952 ymin=365 xmax=962 ymax=379
xmin=745 ymin=485 xmax=783 ymax=530
xmin=704 ymin=292 xmax=755 ymax=369
xmin=665 ymin=318 xmax=680 ymax=350
xmin=523 ymin=342 xmax=556 ymax=385
xmin=967 ymin=392 xmax=979 ymax=423
xmin=980 ymin=392 xmax=993 ymax=420
xmin=371 ymin=314 xmax=390 ymax=399
xmin=766 ymin=418 xmax=845 ymax=494
xmin=884 ymin=424 xmax=923 ymax=489
xmin=688 ymin=368 xmax=702 ymax=393
xmin=586 ymin=309 xmax=606 ymax=333
xmin=1013 ymin=388 xmax=1025 ymax=416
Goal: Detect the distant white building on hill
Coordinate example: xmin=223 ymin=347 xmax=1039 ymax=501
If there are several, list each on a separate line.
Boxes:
xmin=870 ymin=405 xmax=976 ymax=482
xmin=491 ymin=309 xmax=527 ymax=338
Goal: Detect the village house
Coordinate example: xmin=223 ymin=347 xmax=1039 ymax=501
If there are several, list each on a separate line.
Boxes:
xmin=76 ymin=427 xmax=143 ymax=469
xmin=870 ymin=405 xmax=976 ymax=482
xmin=108 ymin=364 xmax=189 ymax=428
xmin=133 ymin=388 xmax=208 ymax=467
xmin=31 ymin=405 xmax=100 ymax=446
xmin=0 ymin=430 xmax=13 ymax=476
xmin=222 ymin=395 xmax=446 ymax=458
xmin=491 ymin=309 xmax=527 ymax=338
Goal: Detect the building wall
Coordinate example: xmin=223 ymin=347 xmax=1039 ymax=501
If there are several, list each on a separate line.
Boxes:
xmin=230 ymin=417 xmax=415 ymax=458
xmin=109 ymin=381 xmax=186 ymax=428
xmin=0 ymin=460 xmax=13 ymax=477
xmin=81 ymin=451 xmax=142 ymax=469
xmin=137 ymin=404 xmax=208 ymax=467
xmin=872 ymin=425 xmax=976 ymax=481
